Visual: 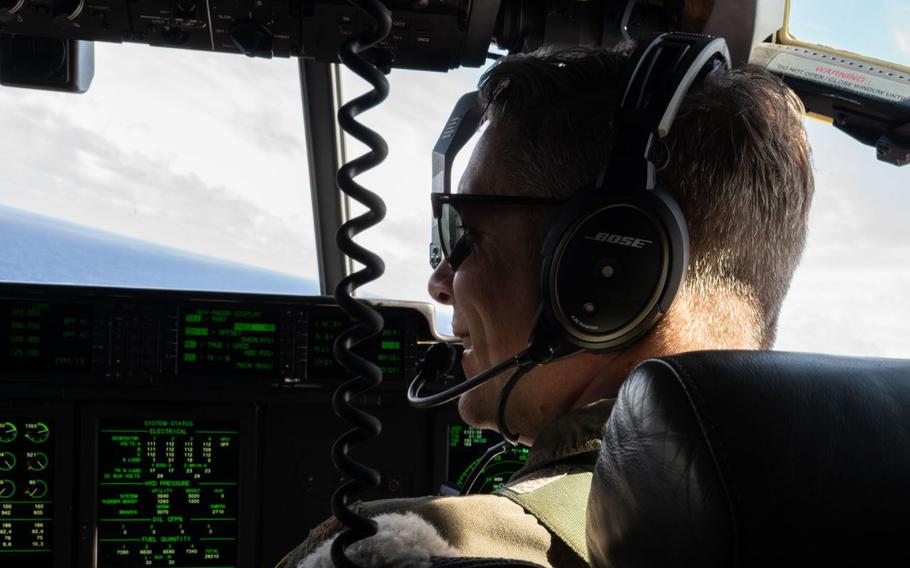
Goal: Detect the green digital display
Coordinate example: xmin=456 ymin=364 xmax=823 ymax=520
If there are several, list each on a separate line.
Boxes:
xmin=177 ymin=306 xmax=279 ymax=376
xmin=0 ymin=418 xmax=54 ymax=567
xmin=306 ymin=308 xmax=408 ymax=381
xmin=96 ymin=419 xmax=240 ymax=568
xmin=0 ymin=302 xmax=92 ymax=373
xmin=447 ymin=424 xmax=529 ymax=494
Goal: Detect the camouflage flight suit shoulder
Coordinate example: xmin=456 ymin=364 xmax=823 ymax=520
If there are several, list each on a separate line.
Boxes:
xmin=276 ymin=399 xmax=615 ymax=568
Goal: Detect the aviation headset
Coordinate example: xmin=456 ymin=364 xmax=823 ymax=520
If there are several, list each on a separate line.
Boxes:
xmin=409 ymin=33 xmax=732 ymax=417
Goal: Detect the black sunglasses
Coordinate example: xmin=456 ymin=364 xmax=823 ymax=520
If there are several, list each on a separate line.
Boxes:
xmin=429 ymin=92 xmax=567 ymax=270
xmin=430 ymin=193 xmax=566 ymax=270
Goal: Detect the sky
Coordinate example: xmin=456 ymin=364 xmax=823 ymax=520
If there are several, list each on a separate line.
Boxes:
xmin=0 ymin=0 xmax=908 ymax=357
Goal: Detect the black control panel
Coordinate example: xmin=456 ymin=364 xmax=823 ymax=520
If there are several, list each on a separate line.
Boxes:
xmin=0 ymin=282 xmax=456 ymax=388
xmin=0 ymin=284 xmax=509 ymax=568
xmin=0 ymin=417 xmax=54 ymax=566
xmin=83 ymin=406 xmax=258 ymax=568
xmin=0 ymin=0 xmax=498 ymax=70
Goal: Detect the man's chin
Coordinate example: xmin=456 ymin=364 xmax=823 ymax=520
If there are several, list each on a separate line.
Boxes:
xmin=456 ymin=384 xmax=498 ymax=431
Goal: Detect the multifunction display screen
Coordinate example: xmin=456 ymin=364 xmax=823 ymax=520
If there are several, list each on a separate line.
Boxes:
xmin=0 ymin=417 xmax=54 ymax=567
xmin=0 ymin=301 xmax=92 ymax=373
xmin=447 ymin=424 xmax=528 ymax=494
xmin=96 ymin=419 xmax=241 ymax=567
xmin=306 ymin=308 xmax=408 ymax=381
xmin=177 ymin=306 xmax=280 ymax=376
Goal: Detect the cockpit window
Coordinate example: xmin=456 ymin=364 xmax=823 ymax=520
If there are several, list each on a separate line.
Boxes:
xmin=341 ymin=64 xmax=488 ymax=333
xmin=342 ymin=61 xmax=910 ymax=357
xmin=775 ymin=117 xmax=910 ymax=358
xmin=787 ymin=0 xmax=910 ymax=70
xmin=0 ymin=43 xmax=319 ymax=295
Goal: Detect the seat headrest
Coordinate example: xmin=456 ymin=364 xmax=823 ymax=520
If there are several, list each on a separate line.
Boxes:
xmin=586 ymin=350 xmax=910 ymax=567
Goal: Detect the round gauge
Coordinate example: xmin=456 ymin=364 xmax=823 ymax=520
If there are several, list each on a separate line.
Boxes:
xmin=0 ymin=452 xmax=15 ymax=472
xmin=24 ymin=479 xmax=48 ymax=500
xmin=24 ymin=422 xmax=50 ymax=444
xmin=26 ymin=452 xmax=48 ymax=472
xmin=0 ymin=478 xmax=15 ymax=499
xmin=0 ymin=422 xmax=17 ymax=444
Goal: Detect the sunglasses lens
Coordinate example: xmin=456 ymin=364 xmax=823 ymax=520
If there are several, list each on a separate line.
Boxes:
xmin=440 ymin=203 xmax=466 ymax=266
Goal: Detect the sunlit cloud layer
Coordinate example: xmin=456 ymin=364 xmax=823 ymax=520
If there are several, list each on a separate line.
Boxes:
xmin=895 ymin=28 xmax=910 ymax=60
xmin=0 ymin=43 xmax=317 ymax=277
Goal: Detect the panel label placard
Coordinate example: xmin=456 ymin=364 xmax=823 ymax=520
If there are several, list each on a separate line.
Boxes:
xmin=96 ymin=419 xmax=240 ymax=567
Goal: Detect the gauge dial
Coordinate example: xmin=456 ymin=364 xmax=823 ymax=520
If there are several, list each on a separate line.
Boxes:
xmin=0 ymin=451 xmax=15 ymax=472
xmin=24 ymin=479 xmax=48 ymax=499
xmin=24 ymin=422 xmax=50 ymax=444
xmin=0 ymin=478 xmax=15 ymax=499
xmin=0 ymin=422 xmax=17 ymax=443
xmin=26 ymin=451 xmax=48 ymax=472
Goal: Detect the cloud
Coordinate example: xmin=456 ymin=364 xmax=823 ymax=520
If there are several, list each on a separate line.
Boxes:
xmin=0 ymin=96 xmax=317 ymax=278
xmin=895 ymin=27 xmax=910 ymax=60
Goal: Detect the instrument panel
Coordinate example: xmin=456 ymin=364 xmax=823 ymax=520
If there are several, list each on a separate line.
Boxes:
xmin=0 ymin=282 xmax=451 ymax=388
xmin=0 ymin=283 xmax=529 ymax=568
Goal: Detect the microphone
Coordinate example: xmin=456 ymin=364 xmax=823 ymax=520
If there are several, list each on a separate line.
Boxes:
xmin=408 ymin=307 xmax=581 ymax=409
xmin=418 ymin=342 xmax=459 ymax=377
xmin=408 ymin=344 xmax=532 ymax=409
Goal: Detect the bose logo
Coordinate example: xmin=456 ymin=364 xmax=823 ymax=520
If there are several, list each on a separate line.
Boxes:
xmin=584 ymin=233 xmax=653 ymax=248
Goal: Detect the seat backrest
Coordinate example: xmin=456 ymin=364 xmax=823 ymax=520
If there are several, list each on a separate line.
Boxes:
xmin=586 ymin=350 xmax=910 ymax=567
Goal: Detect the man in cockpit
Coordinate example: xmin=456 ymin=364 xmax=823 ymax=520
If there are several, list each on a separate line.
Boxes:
xmin=279 ymin=41 xmax=814 ymax=568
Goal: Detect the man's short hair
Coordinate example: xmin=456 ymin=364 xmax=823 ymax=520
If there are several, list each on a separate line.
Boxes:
xmin=477 ymin=43 xmax=814 ymax=347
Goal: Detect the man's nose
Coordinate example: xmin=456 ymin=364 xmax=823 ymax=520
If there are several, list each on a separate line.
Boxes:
xmin=428 ymin=261 xmax=455 ymax=305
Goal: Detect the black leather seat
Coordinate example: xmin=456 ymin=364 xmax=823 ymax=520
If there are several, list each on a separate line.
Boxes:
xmin=587 ymin=350 xmax=910 ymax=567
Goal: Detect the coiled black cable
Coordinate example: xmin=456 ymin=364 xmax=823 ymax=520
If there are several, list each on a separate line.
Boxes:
xmin=330 ymin=1 xmax=392 ymax=566
xmin=496 ymin=364 xmax=537 ymax=445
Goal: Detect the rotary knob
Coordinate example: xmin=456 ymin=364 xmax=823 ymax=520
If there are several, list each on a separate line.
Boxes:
xmin=230 ymin=21 xmax=273 ymax=58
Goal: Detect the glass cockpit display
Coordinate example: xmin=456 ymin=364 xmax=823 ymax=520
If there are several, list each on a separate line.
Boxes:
xmin=0 ymin=418 xmax=54 ymax=567
xmin=177 ymin=306 xmax=281 ymax=376
xmin=306 ymin=307 xmax=410 ymax=382
xmin=0 ymin=301 xmax=92 ymax=374
xmin=95 ymin=418 xmax=241 ymax=568
xmin=446 ymin=424 xmax=529 ymax=494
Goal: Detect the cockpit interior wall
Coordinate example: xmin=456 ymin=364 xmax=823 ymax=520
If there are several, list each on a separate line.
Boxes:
xmin=0 ymin=282 xmax=487 ymax=567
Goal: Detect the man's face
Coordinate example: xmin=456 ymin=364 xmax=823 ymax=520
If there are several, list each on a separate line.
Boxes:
xmin=427 ymin=127 xmax=545 ymax=430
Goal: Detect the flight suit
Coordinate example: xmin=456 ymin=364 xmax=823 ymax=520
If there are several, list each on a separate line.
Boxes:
xmin=277 ymin=399 xmax=615 ymax=568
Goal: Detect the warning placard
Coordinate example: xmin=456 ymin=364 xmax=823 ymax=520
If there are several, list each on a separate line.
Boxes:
xmin=757 ymin=47 xmax=910 ymax=106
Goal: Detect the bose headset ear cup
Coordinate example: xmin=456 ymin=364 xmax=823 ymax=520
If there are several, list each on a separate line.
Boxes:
xmin=533 ymin=186 xmax=688 ymax=354
xmin=526 ymin=33 xmax=730 ymax=356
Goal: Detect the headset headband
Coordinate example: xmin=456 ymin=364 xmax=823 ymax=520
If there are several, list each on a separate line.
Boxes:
xmin=433 ymin=35 xmax=730 ymax=197
xmin=432 ymin=90 xmax=482 ymax=195
xmin=605 ymin=33 xmax=731 ymax=190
